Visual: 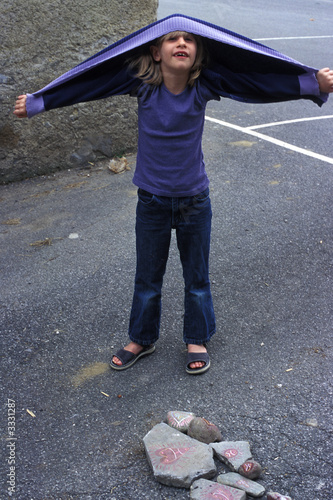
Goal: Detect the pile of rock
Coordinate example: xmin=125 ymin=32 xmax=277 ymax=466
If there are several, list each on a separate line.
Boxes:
xmin=143 ymin=410 xmax=292 ymax=500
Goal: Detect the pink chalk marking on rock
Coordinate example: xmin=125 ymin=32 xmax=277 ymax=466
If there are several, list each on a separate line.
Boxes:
xmin=236 ymin=478 xmax=250 ymax=489
xmin=166 ymin=411 xmax=196 ymax=432
xmin=204 ymin=483 xmax=244 ymax=500
xmin=224 ymin=449 xmax=239 ymax=459
xmin=191 ymin=478 xmax=246 ymax=500
xmin=238 ymin=459 xmax=262 ymax=479
xmin=155 ymin=447 xmax=191 ymax=465
xmin=243 ymin=462 xmax=254 ymax=472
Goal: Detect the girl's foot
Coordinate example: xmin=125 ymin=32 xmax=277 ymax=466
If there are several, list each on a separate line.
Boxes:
xmin=112 ymin=341 xmax=144 ymax=366
xmin=110 ymin=343 xmax=156 ymax=371
xmin=187 ymin=344 xmax=207 ymax=369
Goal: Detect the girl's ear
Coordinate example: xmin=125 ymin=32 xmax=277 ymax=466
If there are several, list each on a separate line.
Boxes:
xmin=150 ymin=45 xmax=161 ymax=62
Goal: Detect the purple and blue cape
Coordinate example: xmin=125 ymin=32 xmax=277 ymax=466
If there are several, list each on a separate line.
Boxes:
xmin=26 ymin=14 xmax=328 ymax=117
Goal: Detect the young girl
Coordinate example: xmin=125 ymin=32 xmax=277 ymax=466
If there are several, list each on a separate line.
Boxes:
xmin=14 ymin=15 xmax=333 ymax=375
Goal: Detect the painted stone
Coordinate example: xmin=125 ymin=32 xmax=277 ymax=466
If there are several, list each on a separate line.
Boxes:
xmin=166 ymin=410 xmax=196 ymax=433
xmin=210 ymin=441 xmax=252 ymax=471
xmin=217 ymin=472 xmax=265 ymax=498
xmin=238 ymin=459 xmax=262 ymax=479
xmin=267 ymin=492 xmax=292 ymax=500
xmin=187 ymin=417 xmax=222 ymax=444
xmin=190 ymin=478 xmax=246 ymax=500
xmin=143 ymin=423 xmax=216 ymax=488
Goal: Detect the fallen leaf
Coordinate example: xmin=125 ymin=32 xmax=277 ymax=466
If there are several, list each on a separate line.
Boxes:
xmin=63 ymin=181 xmax=88 ymax=189
xmin=30 ymin=238 xmax=52 ymax=247
xmin=1 ymin=218 xmax=21 ymax=225
xmin=27 ymin=190 xmax=53 ymax=199
xmin=108 ymin=157 xmax=130 ymax=174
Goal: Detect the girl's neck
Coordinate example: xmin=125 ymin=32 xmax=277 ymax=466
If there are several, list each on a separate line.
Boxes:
xmin=162 ymin=71 xmax=190 ymax=95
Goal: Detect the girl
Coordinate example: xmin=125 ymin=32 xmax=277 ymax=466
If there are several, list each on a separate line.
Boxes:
xmin=14 ymin=15 xmax=333 ymax=375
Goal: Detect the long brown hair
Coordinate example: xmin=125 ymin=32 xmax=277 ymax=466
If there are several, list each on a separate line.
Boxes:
xmin=128 ymin=31 xmax=206 ymax=87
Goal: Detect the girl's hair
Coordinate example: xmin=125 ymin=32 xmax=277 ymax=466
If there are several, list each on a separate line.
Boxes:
xmin=128 ymin=31 xmax=206 ymax=87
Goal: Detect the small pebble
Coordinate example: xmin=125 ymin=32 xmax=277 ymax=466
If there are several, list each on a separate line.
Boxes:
xmin=187 ymin=417 xmax=222 ymax=444
xmin=166 ymin=410 xmax=195 ymax=432
xmin=305 ymin=418 xmax=318 ymax=428
xmin=238 ymin=459 xmax=262 ymax=479
xmin=267 ymin=492 xmax=292 ymax=500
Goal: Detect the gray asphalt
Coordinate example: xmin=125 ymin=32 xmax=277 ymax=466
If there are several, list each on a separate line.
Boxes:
xmin=1 ymin=1 xmax=333 ymax=499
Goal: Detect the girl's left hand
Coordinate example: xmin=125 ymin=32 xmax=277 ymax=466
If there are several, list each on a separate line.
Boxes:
xmin=316 ymin=67 xmax=333 ymax=93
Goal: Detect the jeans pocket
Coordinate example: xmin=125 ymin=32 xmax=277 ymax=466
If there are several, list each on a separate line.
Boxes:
xmin=138 ymin=188 xmax=155 ymax=205
xmin=193 ymin=188 xmax=210 ymax=204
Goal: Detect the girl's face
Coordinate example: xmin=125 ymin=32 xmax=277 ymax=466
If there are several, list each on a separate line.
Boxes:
xmin=151 ymin=33 xmax=198 ymax=78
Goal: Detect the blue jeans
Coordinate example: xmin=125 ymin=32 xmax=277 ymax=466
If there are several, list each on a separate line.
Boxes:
xmin=128 ymin=188 xmax=216 ymax=345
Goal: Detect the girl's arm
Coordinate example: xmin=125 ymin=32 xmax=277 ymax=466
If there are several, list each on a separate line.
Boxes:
xmin=202 ymin=65 xmax=332 ymax=106
xmin=14 ymin=64 xmax=139 ymax=119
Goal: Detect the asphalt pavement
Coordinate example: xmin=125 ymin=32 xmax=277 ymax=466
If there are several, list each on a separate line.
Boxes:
xmin=1 ymin=1 xmax=333 ymax=499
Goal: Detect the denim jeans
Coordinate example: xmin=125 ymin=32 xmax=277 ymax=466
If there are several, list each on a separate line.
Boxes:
xmin=128 ymin=188 xmax=216 ymax=345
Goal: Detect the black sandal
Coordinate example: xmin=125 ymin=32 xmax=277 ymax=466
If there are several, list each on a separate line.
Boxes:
xmin=110 ymin=344 xmax=155 ymax=371
xmin=186 ymin=350 xmax=211 ymax=375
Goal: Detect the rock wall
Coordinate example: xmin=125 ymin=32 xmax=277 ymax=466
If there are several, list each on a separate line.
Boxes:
xmin=0 ymin=0 xmax=158 ymax=183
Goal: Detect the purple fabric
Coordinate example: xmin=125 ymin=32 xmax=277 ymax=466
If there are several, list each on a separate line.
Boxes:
xmin=30 ymin=14 xmax=319 ymax=99
xmin=299 ymin=72 xmax=327 ymax=102
xmin=25 ymin=13 xmax=329 ymax=118
xmin=26 ymin=94 xmax=45 ymax=118
xmin=133 ymin=81 xmax=219 ymax=197
xmin=26 ymin=70 xmax=325 ymax=119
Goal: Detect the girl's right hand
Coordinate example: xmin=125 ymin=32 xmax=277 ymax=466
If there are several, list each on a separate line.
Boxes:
xmin=316 ymin=68 xmax=333 ymax=93
xmin=14 ymin=94 xmax=28 ymax=118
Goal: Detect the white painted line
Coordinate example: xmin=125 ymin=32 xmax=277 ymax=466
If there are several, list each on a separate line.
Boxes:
xmin=247 ymin=115 xmax=333 ymax=130
xmin=205 ymin=115 xmax=333 ymax=165
xmin=255 ymin=35 xmax=333 ymax=41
